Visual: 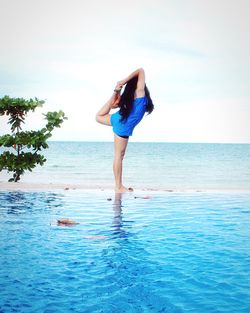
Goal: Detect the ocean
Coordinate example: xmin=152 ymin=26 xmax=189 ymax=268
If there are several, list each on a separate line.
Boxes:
xmin=1 ymin=141 xmax=250 ymax=190
xmin=1 ymin=142 xmax=250 ymax=312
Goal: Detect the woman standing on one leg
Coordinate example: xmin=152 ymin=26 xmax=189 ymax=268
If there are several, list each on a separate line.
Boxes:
xmin=96 ymin=68 xmax=154 ymax=193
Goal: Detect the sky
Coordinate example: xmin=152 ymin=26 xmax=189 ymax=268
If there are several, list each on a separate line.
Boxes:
xmin=0 ymin=0 xmax=250 ymax=143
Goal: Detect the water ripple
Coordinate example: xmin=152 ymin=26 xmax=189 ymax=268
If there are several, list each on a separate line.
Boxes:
xmin=0 ymin=191 xmax=250 ymax=312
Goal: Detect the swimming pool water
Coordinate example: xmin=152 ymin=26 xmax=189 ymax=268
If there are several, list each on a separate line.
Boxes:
xmin=0 ymin=191 xmax=250 ymax=312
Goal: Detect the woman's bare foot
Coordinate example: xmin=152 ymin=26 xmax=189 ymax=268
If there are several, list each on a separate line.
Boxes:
xmin=115 ymin=185 xmax=134 ymax=193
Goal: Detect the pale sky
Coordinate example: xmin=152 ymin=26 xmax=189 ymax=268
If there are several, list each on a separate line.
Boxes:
xmin=0 ymin=0 xmax=250 ymax=143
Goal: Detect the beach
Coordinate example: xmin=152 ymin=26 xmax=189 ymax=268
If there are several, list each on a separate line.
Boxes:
xmin=1 ymin=141 xmax=250 ymax=192
xmin=1 ymin=0 xmax=250 ymax=309
xmin=1 ymin=181 xmax=250 ymax=194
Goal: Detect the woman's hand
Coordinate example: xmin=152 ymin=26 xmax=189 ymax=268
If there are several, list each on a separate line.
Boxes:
xmin=114 ymin=82 xmax=123 ymax=92
xmin=117 ymin=80 xmax=126 ymax=87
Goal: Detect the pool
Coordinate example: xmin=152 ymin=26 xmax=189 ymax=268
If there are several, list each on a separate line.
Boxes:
xmin=0 ymin=191 xmax=250 ymax=312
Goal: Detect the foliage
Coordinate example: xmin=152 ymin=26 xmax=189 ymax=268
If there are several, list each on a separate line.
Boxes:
xmin=0 ymin=96 xmax=67 ymax=182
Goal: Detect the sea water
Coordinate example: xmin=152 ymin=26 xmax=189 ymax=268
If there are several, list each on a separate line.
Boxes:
xmin=0 ymin=191 xmax=249 ymax=312
xmin=1 ymin=142 xmax=250 ymax=190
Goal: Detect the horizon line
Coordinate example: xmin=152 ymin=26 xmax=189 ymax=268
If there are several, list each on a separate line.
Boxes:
xmin=47 ymin=140 xmax=250 ymax=145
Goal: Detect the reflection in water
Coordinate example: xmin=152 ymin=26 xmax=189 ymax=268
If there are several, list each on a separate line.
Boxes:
xmin=100 ymin=192 xmax=157 ymax=302
xmin=111 ymin=192 xmax=131 ymax=239
xmin=112 ymin=193 xmax=123 ymax=228
xmin=1 ymin=192 xmax=27 ymax=215
xmin=0 ymin=191 xmax=64 ymax=216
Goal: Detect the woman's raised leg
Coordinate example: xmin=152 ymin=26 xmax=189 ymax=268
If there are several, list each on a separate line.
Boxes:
xmin=113 ymin=134 xmax=133 ymax=193
xmin=95 ymin=102 xmax=112 ymax=126
xmin=96 ymin=90 xmax=121 ymax=126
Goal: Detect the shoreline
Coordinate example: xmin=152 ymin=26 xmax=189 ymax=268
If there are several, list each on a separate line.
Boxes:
xmin=1 ymin=182 xmax=250 ymax=193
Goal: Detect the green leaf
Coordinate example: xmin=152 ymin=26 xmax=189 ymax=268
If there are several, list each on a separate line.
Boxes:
xmin=0 ymin=95 xmax=67 ymax=182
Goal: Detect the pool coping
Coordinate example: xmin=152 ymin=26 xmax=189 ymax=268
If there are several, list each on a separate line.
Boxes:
xmin=1 ymin=181 xmax=250 ymax=194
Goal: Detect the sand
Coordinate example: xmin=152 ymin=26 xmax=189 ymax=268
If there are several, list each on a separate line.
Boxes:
xmin=1 ymin=181 xmax=250 ymax=193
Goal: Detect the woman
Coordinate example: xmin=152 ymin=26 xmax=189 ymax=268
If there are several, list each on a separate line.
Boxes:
xmin=96 ymin=68 xmax=154 ymax=193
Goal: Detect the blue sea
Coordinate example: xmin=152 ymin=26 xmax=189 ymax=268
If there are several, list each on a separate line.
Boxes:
xmin=1 ymin=142 xmax=250 ymax=312
xmin=1 ymin=141 xmax=250 ymax=190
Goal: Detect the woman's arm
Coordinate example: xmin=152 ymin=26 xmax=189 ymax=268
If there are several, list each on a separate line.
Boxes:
xmin=118 ymin=68 xmax=145 ymax=97
xmin=135 ymin=68 xmax=145 ymax=97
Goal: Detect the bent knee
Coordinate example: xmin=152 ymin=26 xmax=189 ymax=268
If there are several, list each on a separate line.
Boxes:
xmin=95 ymin=114 xmax=100 ymax=123
xmin=95 ymin=114 xmax=111 ymax=126
xmin=95 ymin=114 xmax=107 ymax=125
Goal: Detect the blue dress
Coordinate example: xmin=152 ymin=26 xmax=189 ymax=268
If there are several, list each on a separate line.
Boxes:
xmin=110 ymin=96 xmax=148 ymax=137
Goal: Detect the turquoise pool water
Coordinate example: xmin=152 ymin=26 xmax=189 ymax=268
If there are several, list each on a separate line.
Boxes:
xmin=0 ymin=191 xmax=250 ymax=312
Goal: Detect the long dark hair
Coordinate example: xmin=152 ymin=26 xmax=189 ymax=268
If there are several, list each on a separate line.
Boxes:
xmin=119 ymin=76 xmax=154 ymax=122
